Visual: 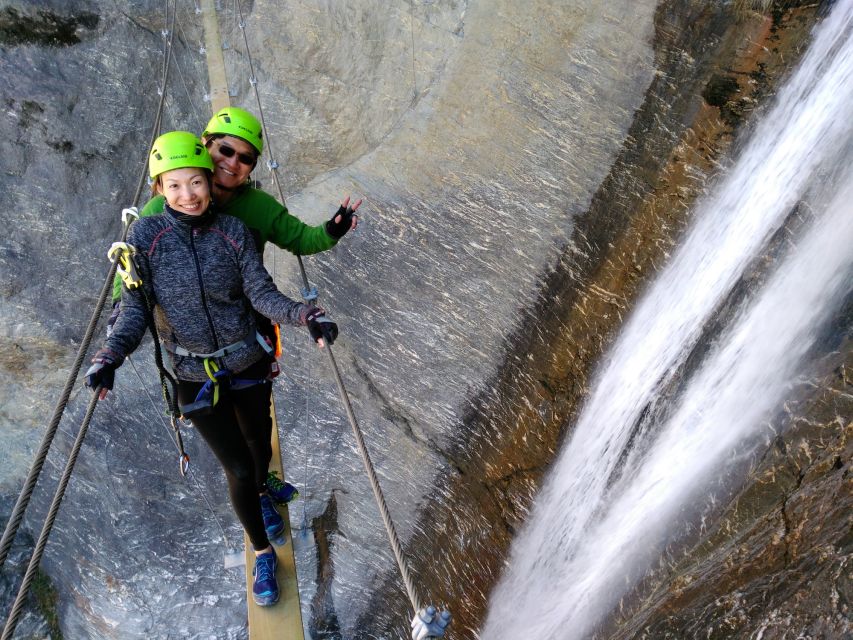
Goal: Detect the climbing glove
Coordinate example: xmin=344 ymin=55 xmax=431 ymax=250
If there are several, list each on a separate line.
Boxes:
xmin=324 ymin=202 xmax=358 ymax=239
xmin=85 ymin=349 xmax=123 ymax=392
xmin=305 ymin=307 xmax=338 ymax=346
xmin=106 ymin=301 xmax=121 ymax=337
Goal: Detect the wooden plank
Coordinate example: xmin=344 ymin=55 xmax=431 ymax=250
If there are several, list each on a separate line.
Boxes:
xmin=244 ymin=398 xmax=305 ymax=639
xmin=199 ymin=0 xmax=231 ymax=112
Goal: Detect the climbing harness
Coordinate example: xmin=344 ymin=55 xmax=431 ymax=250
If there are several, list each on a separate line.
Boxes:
xmin=175 ymin=342 xmax=271 ymax=420
xmin=107 ymin=242 xmax=142 ymax=290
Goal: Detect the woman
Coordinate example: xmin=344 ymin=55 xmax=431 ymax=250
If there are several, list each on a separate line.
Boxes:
xmin=110 ymin=107 xmax=360 ymax=505
xmin=87 ymin=131 xmax=336 ymax=607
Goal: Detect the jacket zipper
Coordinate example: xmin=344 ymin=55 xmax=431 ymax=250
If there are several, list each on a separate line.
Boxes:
xmin=190 ymin=229 xmax=220 ymax=350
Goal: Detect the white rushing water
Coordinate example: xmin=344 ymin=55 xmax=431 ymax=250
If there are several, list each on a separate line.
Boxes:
xmin=482 ymin=2 xmax=853 ymax=638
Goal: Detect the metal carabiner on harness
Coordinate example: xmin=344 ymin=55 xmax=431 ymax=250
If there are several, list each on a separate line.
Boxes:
xmin=171 ymin=416 xmax=191 ymax=476
xmin=108 ymin=242 xmax=142 ymax=290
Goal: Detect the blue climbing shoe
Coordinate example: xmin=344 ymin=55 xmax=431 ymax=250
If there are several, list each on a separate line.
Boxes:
xmin=252 ymin=548 xmax=279 ymax=606
xmin=259 ymin=494 xmax=285 ymax=541
xmin=265 ymin=472 xmax=299 ymax=504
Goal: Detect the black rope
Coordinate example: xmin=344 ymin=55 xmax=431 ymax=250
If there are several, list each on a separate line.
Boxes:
xmin=139 ymin=283 xmax=180 ymax=418
xmin=0 ymin=3 xmax=178 ymax=631
xmin=1 ymin=390 xmax=102 ymax=640
xmin=0 ymin=266 xmax=116 ymax=569
xmin=134 ymin=261 xmax=189 ymax=472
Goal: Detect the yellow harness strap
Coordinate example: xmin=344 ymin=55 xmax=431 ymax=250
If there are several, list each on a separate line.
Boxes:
xmin=203 ymin=358 xmax=222 ymax=407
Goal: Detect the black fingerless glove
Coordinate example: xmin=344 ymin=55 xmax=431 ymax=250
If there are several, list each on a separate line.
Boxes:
xmin=85 ymin=348 xmax=123 ymax=392
xmin=324 ymin=203 xmax=356 ymax=239
xmin=305 ymin=308 xmax=339 ymax=345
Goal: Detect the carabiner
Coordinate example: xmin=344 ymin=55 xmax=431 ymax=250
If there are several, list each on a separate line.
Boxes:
xmin=108 ymin=242 xmax=142 ymax=290
xmin=171 ymin=416 xmax=191 ymax=477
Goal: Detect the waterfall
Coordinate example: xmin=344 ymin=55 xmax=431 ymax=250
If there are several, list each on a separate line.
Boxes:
xmin=482 ymin=2 xmax=853 ymax=638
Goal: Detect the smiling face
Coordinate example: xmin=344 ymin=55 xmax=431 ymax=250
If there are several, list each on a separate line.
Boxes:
xmin=204 ymin=134 xmax=258 ymax=193
xmin=157 ymin=167 xmax=211 ymax=216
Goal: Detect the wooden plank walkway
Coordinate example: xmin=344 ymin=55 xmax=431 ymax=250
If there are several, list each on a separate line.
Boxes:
xmin=200 ymin=0 xmax=231 ymax=112
xmin=243 ymin=399 xmax=304 ymax=638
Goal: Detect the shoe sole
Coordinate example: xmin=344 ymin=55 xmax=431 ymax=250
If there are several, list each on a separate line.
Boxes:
xmin=253 ymin=592 xmax=281 ymax=607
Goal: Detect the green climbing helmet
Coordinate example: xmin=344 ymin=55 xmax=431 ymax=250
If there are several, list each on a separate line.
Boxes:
xmin=202 ymin=106 xmax=264 ymax=154
xmin=149 ymin=131 xmax=214 ymax=180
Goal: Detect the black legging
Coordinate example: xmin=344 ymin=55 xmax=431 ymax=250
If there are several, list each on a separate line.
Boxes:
xmin=177 ymin=358 xmax=273 ymax=549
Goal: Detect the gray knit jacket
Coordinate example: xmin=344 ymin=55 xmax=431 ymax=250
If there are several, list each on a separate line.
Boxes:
xmin=104 ymin=207 xmax=310 ymax=382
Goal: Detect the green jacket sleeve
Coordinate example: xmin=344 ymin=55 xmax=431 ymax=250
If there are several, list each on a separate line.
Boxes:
xmin=111 ymin=196 xmax=166 ymax=302
xmin=230 ymin=188 xmax=338 ymax=256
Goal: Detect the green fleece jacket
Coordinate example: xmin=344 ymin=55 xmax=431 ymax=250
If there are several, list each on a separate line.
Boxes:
xmin=113 ymin=186 xmax=337 ymax=301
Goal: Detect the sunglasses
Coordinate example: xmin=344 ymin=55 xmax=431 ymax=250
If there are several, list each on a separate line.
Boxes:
xmin=215 ymin=141 xmax=256 ymax=166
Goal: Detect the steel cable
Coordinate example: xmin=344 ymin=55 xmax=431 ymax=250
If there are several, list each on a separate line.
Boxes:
xmin=234 ymin=0 xmax=424 ymax=615
xmin=1 ymin=390 xmax=101 ymax=640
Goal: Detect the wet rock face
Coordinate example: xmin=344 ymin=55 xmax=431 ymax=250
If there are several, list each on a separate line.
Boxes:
xmin=0 ymin=1 xmax=847 ymax=639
